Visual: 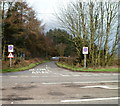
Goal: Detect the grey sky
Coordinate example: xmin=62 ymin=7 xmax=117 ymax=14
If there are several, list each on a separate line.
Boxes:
xmin=25 ymin=0 xmax=75 ymax=32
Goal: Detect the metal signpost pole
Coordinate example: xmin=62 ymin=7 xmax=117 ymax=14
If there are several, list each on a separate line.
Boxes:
xmin=10 ymin=58 xmax=12 ymax=67
xmin=84 ymin=54 xmax=86 ymax=68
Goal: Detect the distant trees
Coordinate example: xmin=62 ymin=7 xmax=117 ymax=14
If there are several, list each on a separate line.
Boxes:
xmin=1 ymin=2 xmax=54 ymax=59
xmin=46 ymin=28 xmax=76 ymax=56
xmin=1 ymin=1 xmax=118 ymax=68
xmin=56 ymin=43 xmax=66 ymax=56
xmin=56 ymin=1 xmax=119 ymax=67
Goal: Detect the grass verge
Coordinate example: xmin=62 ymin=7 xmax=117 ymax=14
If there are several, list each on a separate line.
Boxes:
xmin=56 ymin=62 xmax=119 ymax=72
xmin=1 ymin=60 xmax=49 ymax=73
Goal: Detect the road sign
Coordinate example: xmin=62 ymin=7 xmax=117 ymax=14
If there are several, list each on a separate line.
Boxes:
xmin=83 ymin=47 xmax=88 ymax=54
xmin=8 ymin=52 xmax=14 ymax=58
xmin=8 ymin=45 xmax=14 ymax=52
xmin=83 ymin=47 xmax=88 ymax=68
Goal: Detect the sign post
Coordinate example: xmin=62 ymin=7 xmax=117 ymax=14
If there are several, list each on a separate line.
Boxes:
xmin=8 ymin=52 xmax=14 ymax=67
xmin=10 ymin=58 xmax=12 ymax=67
xmin=83 ymin=47 xmax=88 ymax=68
xmin=8 ymin=45 xmax=14 ymax=67
xmin=84 ymin=54 xmax=86 ymax=68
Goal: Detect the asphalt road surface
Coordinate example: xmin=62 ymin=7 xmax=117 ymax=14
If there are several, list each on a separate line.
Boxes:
xmin=0 ymin=61 xmax=119 ymax=104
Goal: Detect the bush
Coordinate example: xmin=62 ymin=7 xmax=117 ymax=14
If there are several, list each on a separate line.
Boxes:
xmin=59 ymin=57 xmax=78 ymax=66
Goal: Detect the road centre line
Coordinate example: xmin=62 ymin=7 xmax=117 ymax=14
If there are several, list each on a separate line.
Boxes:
xmin=61 ymin=74 xmax=70 ymax=76
xmin=1 ymin=73 xmax=118 ymax=78
xmin=61 ymin=97 xmax=120 ymax=103
xmin=42 ymin=80 xmax=118 ymax=85
xmin=72 ymin=75 xmax=80 ymax=76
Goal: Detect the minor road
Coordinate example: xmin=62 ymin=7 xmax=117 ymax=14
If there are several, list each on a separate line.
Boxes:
xmin=1 ymin=61 xmax=119 ymax=104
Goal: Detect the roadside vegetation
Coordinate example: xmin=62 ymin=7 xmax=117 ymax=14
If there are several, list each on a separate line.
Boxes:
xmin=1 ymin=1 xmax=118 ymax=72
xmin=55 ymin=1 xmax=118 ymax=67
xmin=1 ymin=58 xmax=49 ymax=73
xmin=56 ymin=62 xmax=119 ymax=72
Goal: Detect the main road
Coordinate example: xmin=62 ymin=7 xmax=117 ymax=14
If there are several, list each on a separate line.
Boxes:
xmin=0 ymin=61 xmax=119 ymax=104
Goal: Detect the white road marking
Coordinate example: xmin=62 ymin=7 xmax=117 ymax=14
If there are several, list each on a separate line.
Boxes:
xmin=20 ymin=76 xmax=29 ymax=77
xmin=80 ymin=85 xmax=119 ymax=89
xmin=83 ymin=75 xmax=91 ymax=76
xmin=41 ymin=72 xmax=45 ymax=73
xmin=73 ymin=75 xmax=80 ymax=76
xmin=11 ymin=102 xmax=13 ymax=104
xmin=45 ymin=71 xmax=49 ymax=73
xmin=31 ymin=76 xmax=39 ymax=78
xmin=10 ymin=76 xmax=18 ymax=78
xmin=59 ymin=74 xmax=65 ymax=76
xmin=61 ymin=75 xmax=70 ymax=77
xmin=53 ymin=73 xmax=58 ymax=75
xmin=92 ymin=74 xmax=99 ymax=76
xmin=23 ymin=76 xmax=29 ymax=78
xmin=42 ymin=80 xmax=118 ymax=85
xmin=61 ymin=97 xmax=120 ymax=103
xmin=1 ymin=73 xmax=118 ymax=78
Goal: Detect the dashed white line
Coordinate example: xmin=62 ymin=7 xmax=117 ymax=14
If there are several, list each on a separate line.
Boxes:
xmin=31 ymin=76 xmax=39 ymax=78
xmin=42 ymin=80 xmax=118 ymax=85
xmin=61 ymin=97 xmax=120 ymax=103
xmin=73 ymin=75 xmax=80 ymax=76
xmin=10 ymin=76 xmax=18 ymax=78
xmin=1 ymin=73 xmax=118 ymax=78
xmin=61 ymin=75 xmax=70 ymax=77
xmin=81 ymin=74 xmax=89 ymax=76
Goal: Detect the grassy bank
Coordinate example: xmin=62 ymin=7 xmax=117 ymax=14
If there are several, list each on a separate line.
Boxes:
xmin=1 ymin=60 xmax=49 ymax=73
xmin=56 ymin=62 xmax=119 ymax=72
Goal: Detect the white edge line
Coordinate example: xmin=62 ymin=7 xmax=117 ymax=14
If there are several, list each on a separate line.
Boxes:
xmin=61 ymin=97 xmax=120 ymax=103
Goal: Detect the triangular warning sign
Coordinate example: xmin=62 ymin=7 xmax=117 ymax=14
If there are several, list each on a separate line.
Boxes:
xmin=8 ymin=52 xmax=14 ymax=58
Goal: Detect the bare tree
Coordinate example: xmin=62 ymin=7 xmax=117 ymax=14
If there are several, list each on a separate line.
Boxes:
xmin=56 ymin=0 xmax=118 ymax=67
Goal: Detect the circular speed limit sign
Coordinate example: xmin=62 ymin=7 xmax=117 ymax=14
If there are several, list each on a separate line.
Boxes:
xmin=83 ymin=47 xmax=88 ymax=54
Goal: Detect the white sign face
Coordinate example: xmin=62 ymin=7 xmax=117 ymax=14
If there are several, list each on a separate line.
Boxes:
xmin=83 ymin=47 xmax=88 ymax=54
xmin=8 ymin=45 xmax=14 ymax=52
xmin=8 ymin=52 xmax=14 ymax=58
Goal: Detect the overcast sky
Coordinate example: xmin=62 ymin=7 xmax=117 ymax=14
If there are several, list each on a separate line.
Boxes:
xmin=25 ymin=0 xmax=75 ymax=32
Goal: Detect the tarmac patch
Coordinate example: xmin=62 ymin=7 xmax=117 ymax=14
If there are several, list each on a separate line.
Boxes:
xmin=63 ymin=84 xmax=85 ymax=88
xmin=2 ymin=94 xmax=34 ymax=101
xmin=81 ymin=96 xmax=95 ymax=99
xmin=48 ymin=91 xmax=65 ymax=96
xmin=12 ymin=85 xmax=37 ymax=90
